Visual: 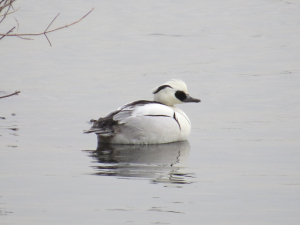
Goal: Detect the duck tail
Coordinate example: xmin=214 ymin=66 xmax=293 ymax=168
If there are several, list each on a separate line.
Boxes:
xmin=84 ymin=118 xmax=116 ymax=137
xmin=84 ymin=128 xmax=114 ymax=137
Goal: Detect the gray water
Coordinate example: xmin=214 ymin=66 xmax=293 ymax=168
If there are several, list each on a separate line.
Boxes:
xmin=1 ymin=0 xmax=300 ymax=224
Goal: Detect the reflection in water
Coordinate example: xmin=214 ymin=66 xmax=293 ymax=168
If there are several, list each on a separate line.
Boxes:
xmin=84 ymin=141 xmax=195 ymax=184
xmin=0 ymin=112 xmax=19 ymax=149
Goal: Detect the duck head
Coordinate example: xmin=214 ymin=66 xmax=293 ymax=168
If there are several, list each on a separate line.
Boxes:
xmin=152 ymin=79 xmax=201 ymax=106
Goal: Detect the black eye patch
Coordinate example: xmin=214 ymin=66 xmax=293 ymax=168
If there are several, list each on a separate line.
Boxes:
xmin=175 ymin=91 xmax=187 ymax=101
xmin=153 ymin=85 xmax=172 ymax=94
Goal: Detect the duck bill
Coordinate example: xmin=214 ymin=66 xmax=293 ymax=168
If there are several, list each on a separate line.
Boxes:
xmin=183 ymin=95 xmax=201 ymax=103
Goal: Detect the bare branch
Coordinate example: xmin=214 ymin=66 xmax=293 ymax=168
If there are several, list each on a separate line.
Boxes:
xmin=44 ymin=8 xmax=94 ymax=34
xmin=0 ymin=6 xmax=19 ymax=17
xmin=0 ymin=0 xmax=94 ymax=46
xmin=0 ymin=91 xmax=20 ymax=99
xmin=44 ymin=32 xmax=51 ymax=46
xmin=44 ymin=13 xmax=60 ymax=32
xmin=0 ymin=1 xmax=11 ymax=24
xmin=0 ymin=0 xmax=16 ymax=13
xmin=14 ymin=16 xmax=18 ymax=29
xmin=0 ymin=8 xmax=94 ymax=38
xmin=16 ymin=34 xmax=32 ymax=40
xmin=0 ymin=25 xmax=14 ymax=40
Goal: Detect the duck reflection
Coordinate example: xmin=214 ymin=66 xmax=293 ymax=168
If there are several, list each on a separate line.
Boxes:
xmin=85 ymin=141 xmax=195 ymax=184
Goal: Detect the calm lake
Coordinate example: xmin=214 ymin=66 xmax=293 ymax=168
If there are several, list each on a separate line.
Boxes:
xmin=1 ymin=0 xmax=300 ymax=224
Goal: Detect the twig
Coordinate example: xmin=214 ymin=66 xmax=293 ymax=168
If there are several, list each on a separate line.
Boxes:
xmin=0 ymin=1 xmax=11 ymax=24
xmin=0 ymin=25 xmax=14 ymax=40
xmin=0 ymin=91 xmax=20 ymax=99
xmin=0 ymin=8 xmax=94 ymax=39
xmin=42 ymin=13 xmax=60 ymax=46
xmin=0 ymin=0 xmax=16 ymax=13
xmin=44 ymin=8 xmax=94 ymax=34
xmin=14 ymin=16 xmax=18 ymax=29
xmin=44 ymin=32 xmax=51 ymax=46
xmin=0 ymin=6 xmax=19 ymax=17
xmin=16 ymin=34 xmax=32 ymax=40
xmin=44 ymin=13 xmax=60 ymax=32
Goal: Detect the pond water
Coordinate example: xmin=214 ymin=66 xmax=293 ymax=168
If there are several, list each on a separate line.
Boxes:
xmin=1 ymin=0 xmax=300 ymax=224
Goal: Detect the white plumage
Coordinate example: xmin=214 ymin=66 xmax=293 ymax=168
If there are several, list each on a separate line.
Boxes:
xmin=85 ymin=79 xmax=200 ymax=144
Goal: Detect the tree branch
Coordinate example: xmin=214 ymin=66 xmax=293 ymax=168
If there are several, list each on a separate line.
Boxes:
xmin=0 ymin=6 xmax=19 ymax=17
xmin=15 ymin=34 xmax=33 ymax=40
xmin=44 ymin=32 xmax=51 ymax=46
xmin=0 ymin=25 xmax=14 ymax=40
xmin=0 ymin=91 xmax=20 ymax=99
xmin=44 ymin=13 xmax=60 ymax=32
xmin=0 ymin=8 xmax=94 ymax=39
xmin=0 ymin=0 xmax=11 ymax=23
xmin=14 ymin=16 xmax=18 ymax=29
xmin=0 ymin=0 xmax=94 ymax=46
xmin=0 ymin=0 xmax=16 ymax=13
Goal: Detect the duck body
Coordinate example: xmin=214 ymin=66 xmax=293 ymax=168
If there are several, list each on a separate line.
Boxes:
xmin=85 ymin=80 xmax=200 ymax=144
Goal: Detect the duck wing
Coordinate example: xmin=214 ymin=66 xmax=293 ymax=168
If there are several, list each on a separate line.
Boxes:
xmin=84 ymin=100 xmax=173 ymax=137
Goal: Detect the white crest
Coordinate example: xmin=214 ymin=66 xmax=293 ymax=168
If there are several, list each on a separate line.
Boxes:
xmin=152 ymin=79 xmax=188 ymax=106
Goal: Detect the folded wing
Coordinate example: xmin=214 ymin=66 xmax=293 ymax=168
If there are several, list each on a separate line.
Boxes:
xmin=84 ymin=100 xmax=174 ymax=137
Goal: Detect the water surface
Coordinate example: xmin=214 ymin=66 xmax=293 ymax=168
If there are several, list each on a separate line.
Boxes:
xmin=1 ymin=0 xmax=300 ymax=224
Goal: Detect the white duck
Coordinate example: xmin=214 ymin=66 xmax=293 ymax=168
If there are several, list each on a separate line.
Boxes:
xmin=85 ymin=79 xmax=200 ymax=144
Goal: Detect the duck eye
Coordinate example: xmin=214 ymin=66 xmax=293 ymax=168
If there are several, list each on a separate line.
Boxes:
xmin=175 ymin=91 xmax=187 ymax=101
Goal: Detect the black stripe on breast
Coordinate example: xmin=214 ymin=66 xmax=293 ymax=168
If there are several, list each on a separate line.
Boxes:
xmin=145 ymin=113 xmax=181 ymax=130
xmin=173 ymin=112 xmax=181 ymax=130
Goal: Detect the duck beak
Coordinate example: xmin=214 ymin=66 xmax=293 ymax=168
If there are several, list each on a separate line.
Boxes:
xmin=183 ymin=94 xmax=201 ymax=103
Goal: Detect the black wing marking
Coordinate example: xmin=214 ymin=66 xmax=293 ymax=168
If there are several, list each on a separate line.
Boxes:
xmin=119 ymin=100 xmax=165 ymax=110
